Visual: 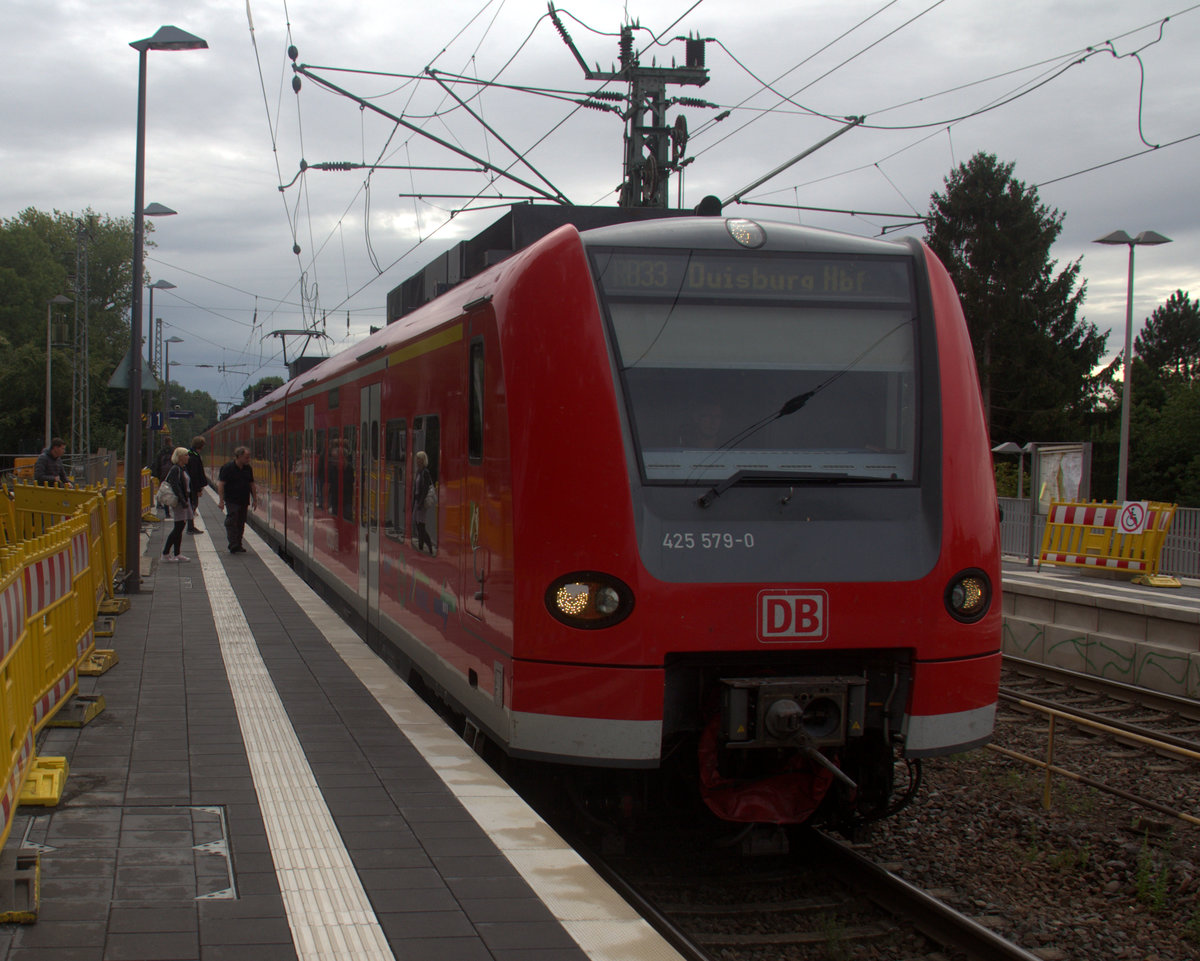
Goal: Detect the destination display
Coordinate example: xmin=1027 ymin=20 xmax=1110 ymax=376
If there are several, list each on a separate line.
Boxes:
xmin=593 ymin=250 xmax=913 ymax=304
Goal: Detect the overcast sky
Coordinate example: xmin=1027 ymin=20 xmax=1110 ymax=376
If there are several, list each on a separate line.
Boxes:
xmin=2 ymin=0 xmax=1197 ymax=411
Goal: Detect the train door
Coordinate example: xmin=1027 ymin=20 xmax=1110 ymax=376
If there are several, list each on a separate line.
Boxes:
xmin=265 ymin=416 xmax=275 ymax=528
xmin=462 ymin=333 xmax=488 ymax=622
xmin=303 ymin=404 xmax=315 ymax=558
xmin=359 ymin=384 xmax=381 ymax=626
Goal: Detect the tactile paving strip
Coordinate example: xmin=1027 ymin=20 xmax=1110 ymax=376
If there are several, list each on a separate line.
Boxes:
xmin=197 ymin=541 xmax=394 ymax=961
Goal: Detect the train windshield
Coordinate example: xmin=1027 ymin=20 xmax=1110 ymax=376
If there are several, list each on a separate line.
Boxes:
xmin=591 ymin=247 xmax=919 ymax=485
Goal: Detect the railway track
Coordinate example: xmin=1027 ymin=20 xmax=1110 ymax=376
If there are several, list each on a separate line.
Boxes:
xmin=997 ymin=658 xmax=1200 ymax=829
xmin=570 ymin=823 xmax=1044 ymax=961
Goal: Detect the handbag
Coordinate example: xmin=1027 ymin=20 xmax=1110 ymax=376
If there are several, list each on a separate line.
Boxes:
xmin=156 ymin=480 xmax=179 ymax=508
xmin=422 ymin=484 xmax=437 ymax=511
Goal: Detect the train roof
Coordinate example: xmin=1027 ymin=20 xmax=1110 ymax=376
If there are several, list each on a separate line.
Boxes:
xmin=579 ymin=216 xmax=920 ymax=257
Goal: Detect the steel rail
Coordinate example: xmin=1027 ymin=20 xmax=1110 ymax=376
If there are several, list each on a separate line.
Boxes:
xmin=811 ymin=830 xmax=1045 ymax=961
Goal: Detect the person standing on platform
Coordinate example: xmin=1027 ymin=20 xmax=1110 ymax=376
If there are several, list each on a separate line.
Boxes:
xmin=217 ymin=446 xmax=258 ymax=554
xmin=154 ymin=434 xmax=174 ymax=480
xmin=160 ymin=447 xmax=192 ymax=563
xmin=184 ymin=435 xmax=208 ymax=534
xmin=154 ymin=433 xmax=174 ymax=516
xmin=33 ymin=438 xmax=73 ymax=487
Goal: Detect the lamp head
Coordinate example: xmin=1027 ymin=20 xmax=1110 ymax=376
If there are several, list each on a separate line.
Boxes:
xmin=131 ymin=26 xmax=208 ymax=52
xmin=1093 ymin=229 xmax=1172 ymax=247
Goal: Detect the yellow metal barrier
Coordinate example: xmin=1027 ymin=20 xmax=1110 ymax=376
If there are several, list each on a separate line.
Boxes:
xmin=12 ymin=482 xmax=124 ymax=610
xmin=1038 ymin=500 xmax=1179 ymax=586
xmin=0 ymin=486 xmax=17 ymax=549
xmin=0 ymin=547 xmax=36 ymax=852
xmin=0 ymin=472 xmax=137 ymax=864
xmin=22 ymin=525 xmax=83 ymax=734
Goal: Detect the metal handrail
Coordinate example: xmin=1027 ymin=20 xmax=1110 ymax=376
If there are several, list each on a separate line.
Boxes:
xmin=991 ymin=696 xmax=1200 ymax=827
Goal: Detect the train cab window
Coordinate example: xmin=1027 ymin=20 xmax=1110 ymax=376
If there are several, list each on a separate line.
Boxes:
xmin=468 ymin=339 xmax=484 ymax=463
xmin=412 ymin=415 xmax=440 ymax=557
xmin=384 ymin=419 xmax=408 ymax=542
xmin=342 ymin=425 xmax=357 ymax=523
xmin=591 ymin=248 xmax=919 ymax=486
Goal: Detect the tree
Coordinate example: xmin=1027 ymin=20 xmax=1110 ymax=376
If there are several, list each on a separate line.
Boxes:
xmin=1134 ymin=290 xmax=1200 ymax=385
xmin=0 ymin=208 xmax=138 ymax=454
xmin=243 ymin=377 xmax=284 ymax=406
xmin=1117 ymin=290 xmax=1200 ymax=506
xmin=924 ymin=153 xmax=1109 ymax=445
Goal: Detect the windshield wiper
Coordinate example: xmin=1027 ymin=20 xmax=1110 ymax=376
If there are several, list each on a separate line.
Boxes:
xmin=697 ymin=470 xmax=899 ymax=507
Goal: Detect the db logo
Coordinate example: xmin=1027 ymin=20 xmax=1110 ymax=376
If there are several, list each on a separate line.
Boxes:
xmin=758 ymin=590 xmax=828 ymax=642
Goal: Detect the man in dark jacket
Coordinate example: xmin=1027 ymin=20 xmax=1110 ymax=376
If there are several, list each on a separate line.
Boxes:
xmin=184 ymin=435 xmax=208 ymax=534
xmin=217 ymin=446 xmax=258 ymax=553
xmin=154 ymin=434 xmax=174 ymax=480
xmin=34 ymin=438 xmax=72 ymax=487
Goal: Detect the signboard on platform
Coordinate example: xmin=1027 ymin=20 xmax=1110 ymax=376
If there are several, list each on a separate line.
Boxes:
xmin=1117 ymin=501 xmax=1150 ymax=535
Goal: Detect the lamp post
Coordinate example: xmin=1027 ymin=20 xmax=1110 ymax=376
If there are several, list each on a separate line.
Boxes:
xmin=163 ymin=336 xmax=183 ymax=431
xmin=45 ymin=294 xmax=72 ymax=447
xmin=125 ymin=25 xmax=207 ymax=593
xmin=147 ymin=278 xmax=176 ymax=377
xmin=1092 ymin=229 xmax=1172 ymax=503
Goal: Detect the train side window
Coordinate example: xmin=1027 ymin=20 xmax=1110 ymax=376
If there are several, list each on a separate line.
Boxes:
xmin=315 ymin=429 xmax=327 ymax=510
xmin=326 ymin=430 xmax=342 ymax=517
xmin=342 ymin=425 xmax=357 ymax=523
xmin=384 ymin=419 xmax=408 ymax=542
xmin=412 ymin=414 xmax=440 ymax=557
xmin=468 ymin=338 xmax=484 ymax=463
xmin=290 ymin=430 xmax=301 ymax=499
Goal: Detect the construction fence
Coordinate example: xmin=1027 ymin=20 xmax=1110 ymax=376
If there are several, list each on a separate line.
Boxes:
xmin=0 ymin=472 xmax=149 ymax=885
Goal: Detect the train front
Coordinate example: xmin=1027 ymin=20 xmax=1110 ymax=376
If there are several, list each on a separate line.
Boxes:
xmin=505 ymin=217 xmax=1001 ymax=828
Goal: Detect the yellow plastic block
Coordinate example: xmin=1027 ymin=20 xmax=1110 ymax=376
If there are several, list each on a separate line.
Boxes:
xmin=79 ymin=649 xmax=119 ymax=676
xmin=46 ymin=693 xmax=106 ymax=728
xmin=0 ymin=850 xmax=40 ymax=923
xmin=18 ymin=757 xmax=70 ymax=807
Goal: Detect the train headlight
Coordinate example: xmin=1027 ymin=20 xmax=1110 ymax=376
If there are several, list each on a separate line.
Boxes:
xmin=945 ymin=569 xmax=991 ymax=623
xmin=546 ymin=572 xmax=634 ymax=629
xmin=726 ymin=218 xmax=767 ymax=248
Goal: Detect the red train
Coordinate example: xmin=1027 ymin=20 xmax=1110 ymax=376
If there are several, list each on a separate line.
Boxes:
xmin=208 ymin=214 xmax=1000 ymax=829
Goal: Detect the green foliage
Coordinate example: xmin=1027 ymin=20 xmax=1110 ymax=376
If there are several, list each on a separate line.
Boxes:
xmin=925 ymin=153 xmax=1108 ymax=446
xmin=1134 ymin=833 xmax=1170 ymax=912
xmin=1185 ymin=905 xmax=1200 ymax=944
xmin=1135 ymin=290 xmax=1200 ymax=384
xmin=243 ymin=376 xmax=285 ymax=406
xmin=0 ymin=207 xmax=220 ymax=457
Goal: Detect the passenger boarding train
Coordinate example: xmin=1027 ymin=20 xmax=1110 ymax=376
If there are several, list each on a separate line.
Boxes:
xmin=207 ymin=214 xmax=1001 ymax=828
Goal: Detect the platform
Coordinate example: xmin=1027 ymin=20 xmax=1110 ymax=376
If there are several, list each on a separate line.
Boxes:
xmin=1 ymin=496 xmax=683 ymax=961
xmin=1002 ymin=557 xmax=1200 ymax=699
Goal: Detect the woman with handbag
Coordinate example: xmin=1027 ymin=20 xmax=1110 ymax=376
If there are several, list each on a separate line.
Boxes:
xmin=412 ymin=450 xmax=435 ymax=555
xmin=160 ymin=448 xmax=194 ymax=563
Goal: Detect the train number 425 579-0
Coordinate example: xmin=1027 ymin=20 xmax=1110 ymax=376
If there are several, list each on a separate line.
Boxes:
xmin=662 ymin=532 xmax=756 ymax=549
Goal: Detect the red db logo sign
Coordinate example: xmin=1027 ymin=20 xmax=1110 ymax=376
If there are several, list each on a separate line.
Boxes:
xmin=758 ymin=590 xmax=828 ymax=642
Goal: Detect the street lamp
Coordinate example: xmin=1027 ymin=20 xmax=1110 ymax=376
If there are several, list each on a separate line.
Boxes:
xmin=163 ymin=336 xmax=183 ymax=432
xmin=1092 ymin=229 xmax=1172 ymax=502
xmin=45 ymin=295 xmax=73 ymax=447
xmin=125 ymin=25 xmax=207 ymax=593
xmin=148 ymin=277 xmax=176 ymax=375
